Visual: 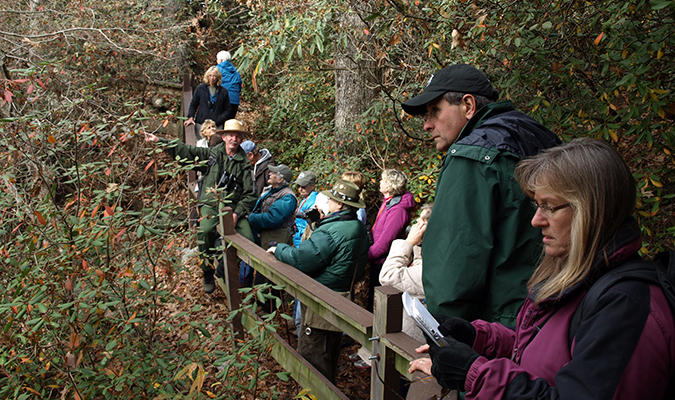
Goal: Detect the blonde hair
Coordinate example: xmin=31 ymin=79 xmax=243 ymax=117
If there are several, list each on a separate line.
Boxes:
xmin=419 ymin=203 xmax=433 ymax=223
xmin=341 ymin=171 xmax=366 ymax=190
xmin=515 ymin=138 xmax=636 ymax=303
xmin=202 ymin=67 xmax=222 ymax=86
xmin=382 ymin=169 xmax=407 ymax=196
xmin=199 ymin=119 xmax=216 ymax=139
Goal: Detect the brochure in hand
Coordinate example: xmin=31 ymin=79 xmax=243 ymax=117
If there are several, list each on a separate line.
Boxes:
xmin=402 ymin=291 xmax=449 ymax=347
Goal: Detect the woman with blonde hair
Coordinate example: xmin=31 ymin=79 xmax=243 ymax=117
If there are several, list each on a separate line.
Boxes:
xmin=184 ymin=66 xmax=231 ymax=135
xmin=341 ymin=170 xmax=367 ymax=225
xmin=367 ymin=168 xmax=415 ymax=311
xmin=196 ymin=119 xmax=217 ymax=148
xmin=409 ymin=138 xmax=675 ymax=399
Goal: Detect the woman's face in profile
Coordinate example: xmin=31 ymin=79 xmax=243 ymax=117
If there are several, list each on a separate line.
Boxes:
xmin=531 ymin=191 xmax=573 ymax=258
xmin=379 ymin=177 xmax=390 ymax=196
xmin=202 ymin=125 xmax=216 ymax=140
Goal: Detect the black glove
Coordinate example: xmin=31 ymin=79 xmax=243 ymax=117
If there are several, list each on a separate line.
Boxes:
xmin=429 ymin=339 xmax=480 ymax=391
xmin=434 ymin=314 xmax=476 ymax=346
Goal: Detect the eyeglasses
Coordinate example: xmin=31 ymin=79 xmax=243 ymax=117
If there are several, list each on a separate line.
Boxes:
xmin=531 ymin=201 xmax=571 ymax=218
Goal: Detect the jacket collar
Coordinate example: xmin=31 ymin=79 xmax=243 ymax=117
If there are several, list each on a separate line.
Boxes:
xmin=456 ymin=100 xmax=515 ymax=142
xmin=317 ymin=209 xmax=357 ymax=227
xmin=386 ymin=194 xmax=403 ymax=210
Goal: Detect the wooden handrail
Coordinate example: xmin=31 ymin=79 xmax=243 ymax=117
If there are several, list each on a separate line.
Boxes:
xmin=216 ymin=206 xmax=447 ymax=399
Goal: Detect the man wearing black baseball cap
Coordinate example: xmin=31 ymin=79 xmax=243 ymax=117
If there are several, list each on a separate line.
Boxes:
xmin=402 ymin=64 xmax=561 ymax=327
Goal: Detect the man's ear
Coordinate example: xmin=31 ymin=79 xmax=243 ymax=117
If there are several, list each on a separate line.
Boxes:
xmin=462 ymin=94 xmax=478 ymax=120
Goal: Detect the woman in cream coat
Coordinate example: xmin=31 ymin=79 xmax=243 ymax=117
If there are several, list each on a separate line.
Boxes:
xmin=379 ymin=204 xmax=432 ymax=343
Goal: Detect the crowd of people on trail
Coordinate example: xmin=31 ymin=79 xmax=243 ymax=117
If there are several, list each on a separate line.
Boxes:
xmin=145 ymin=56 xmax=675 ymax=399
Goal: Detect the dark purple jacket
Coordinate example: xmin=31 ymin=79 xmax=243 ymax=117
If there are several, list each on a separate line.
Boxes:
xmin=368 ymin=191 xmax=415 ymax=266
xmin=463 ymin=219 xmax=675 ymax=399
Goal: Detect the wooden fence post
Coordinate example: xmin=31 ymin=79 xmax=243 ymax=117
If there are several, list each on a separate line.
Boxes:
xmin=182 ymin=72 xmax=199 ymax=227
xmin=218 ymin=206 xmax=244 ymax=339
xmin=371 ymin=286 xmax=403 ymax=400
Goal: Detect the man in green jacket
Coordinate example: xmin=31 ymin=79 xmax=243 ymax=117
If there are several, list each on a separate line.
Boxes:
xmin=267 ymin=179 xmax=370 ymax=383
xmin=401 ymin=64 xmax=560 ymax=326
xmin=145 ymin=119 xmax=257 ymax=293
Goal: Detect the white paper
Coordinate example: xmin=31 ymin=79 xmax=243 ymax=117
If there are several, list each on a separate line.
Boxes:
xmin=402 ymin=291 xmax=445 ymax=347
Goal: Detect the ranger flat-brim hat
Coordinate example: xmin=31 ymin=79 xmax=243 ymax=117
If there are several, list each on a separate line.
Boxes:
xmin=401 ymin=64 xmax=499 ymax=116
xmin=216 ymin=119 xmax=249 ymax=136
xmin=321 ymin=179 xmax=365 ymax=209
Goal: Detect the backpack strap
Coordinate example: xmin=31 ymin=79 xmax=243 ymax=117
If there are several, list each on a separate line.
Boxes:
xmin=654 ymin=251 xmax=675 ymax=308
xmin=569 ymin=252 xmax=675 ymax=348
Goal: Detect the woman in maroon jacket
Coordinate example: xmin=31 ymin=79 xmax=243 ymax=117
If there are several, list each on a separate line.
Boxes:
xmin=410 ymin=138 xmax=675 ymax=399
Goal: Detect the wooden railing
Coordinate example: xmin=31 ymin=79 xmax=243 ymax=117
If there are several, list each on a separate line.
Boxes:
xmin=216 ymin=207 xmax=449 ymax=400
xmin=182 ymin=72 xmax=200 ymax=227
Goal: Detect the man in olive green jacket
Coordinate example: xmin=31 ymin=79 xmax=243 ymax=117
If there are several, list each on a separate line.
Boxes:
xmin=145 ymin=119 xmax=257 ymax=293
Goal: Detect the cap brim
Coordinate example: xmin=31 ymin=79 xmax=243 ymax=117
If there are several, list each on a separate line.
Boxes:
xmin=401 ymin=90 xmax=446 ymax=115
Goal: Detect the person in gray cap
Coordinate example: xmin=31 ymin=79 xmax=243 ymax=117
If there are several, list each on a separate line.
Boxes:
xmin=401 ymin=64 xmax=560 ymax=326
xmin=241 ymin=139 xmax=276 ymax=197
xmin=293 ymin=170 xmax=320 ymax=247
xmin=247 ymin=164 xmax=298 ymax=250
xmin=247 ymin=164 xmax=298 ymax=311
xmin=290 ymin=170 xmax=326 ymax=336
xmin=267 ymin=179 xmax=370 ymax=383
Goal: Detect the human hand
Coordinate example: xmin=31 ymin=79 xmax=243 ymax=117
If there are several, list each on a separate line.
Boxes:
xmin=144 ymin=132 xmax=159 ymax=143
xmin=183 ymin=117 xmax=194 ymax=127
xmin=267 ymin=246 xmax=276 ymax=254
xmin=232 ymin=213 xmax=239 ymax=226
xmin=408 ymin=356 xmax=433 ymax=375
xmin=415 ymin=344 xmax=430 ymax=354
xmin=405 ymin=219 xmax=427 ymax=246
xmin=428 ymin=339 xmax=479 ymax=391
xmin=434 ymin=314 xmax=476 ymax=346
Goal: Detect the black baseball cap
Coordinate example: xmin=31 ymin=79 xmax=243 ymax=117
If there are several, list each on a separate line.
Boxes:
xmin=401 ymin=64 xmax=499 ymax=115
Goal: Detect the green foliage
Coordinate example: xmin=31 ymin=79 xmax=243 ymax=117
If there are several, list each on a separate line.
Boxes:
xmin=227 ymin=0 xmax=675 ymax=248
xmin=421 ymin=0 xmax=675 ymax=252
xmin=0 ymin=58 xmax=291 ymax=399
xmin=212 ymin=283 xmax=289 ymax=399
xmin=0 ymin=61 xmax=208 ymax=399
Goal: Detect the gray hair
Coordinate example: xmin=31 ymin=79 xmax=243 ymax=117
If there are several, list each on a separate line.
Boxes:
xmin=217 ymin=51 xmax=231 ymax=63
xmin=382 ymin=169 xmax=407 ymax=196
xmin=443 ymin=91 xmax=495 ymax=111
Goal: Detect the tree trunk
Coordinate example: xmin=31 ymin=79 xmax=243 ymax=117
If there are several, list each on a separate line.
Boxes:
xmin=333 ymin=6 xmax=380 ymax=144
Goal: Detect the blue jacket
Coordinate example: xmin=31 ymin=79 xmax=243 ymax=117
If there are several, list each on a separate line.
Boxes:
xmin=216 ymin=61 xmax=242 ymax=105
xmin=248 ymin=185 xmax=297 ymax=230
xmin=294 ymin=191 xmax=318 ymax=247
